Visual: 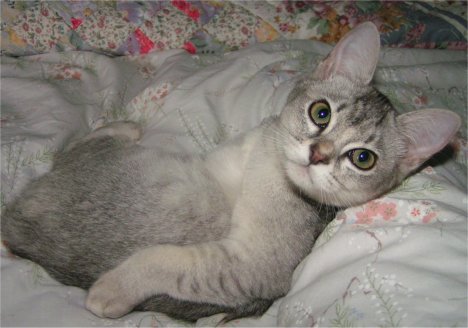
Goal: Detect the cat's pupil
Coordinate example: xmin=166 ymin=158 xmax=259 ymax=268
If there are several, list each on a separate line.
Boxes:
xmin=358 ymin=151 xmax=369 ymax=162
xmin=318 ymin=109 xmax=329 ymax=119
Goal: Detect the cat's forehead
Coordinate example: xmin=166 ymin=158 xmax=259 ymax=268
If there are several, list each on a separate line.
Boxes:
xmin=301 ymin=77 xmax=396 ymax=126
xmin=342 ymin=88 xmax=395 ymax=127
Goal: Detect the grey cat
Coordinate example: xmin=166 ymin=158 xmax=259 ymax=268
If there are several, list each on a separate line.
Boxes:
xmin=1 ymin=23 xmax=461 ymax=322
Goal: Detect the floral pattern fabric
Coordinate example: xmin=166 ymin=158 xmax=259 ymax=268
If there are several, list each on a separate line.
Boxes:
xmin=1 ymin=0 xmax=467 ymax=56
xmin=1 ymin=39 xmax=466 ymax=327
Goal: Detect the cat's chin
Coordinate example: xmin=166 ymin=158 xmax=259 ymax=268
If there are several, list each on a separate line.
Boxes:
xmin=285 ymin=161 xmax=311 ymax=183
xmin=285 ymin=161 xmax=330 ymax=203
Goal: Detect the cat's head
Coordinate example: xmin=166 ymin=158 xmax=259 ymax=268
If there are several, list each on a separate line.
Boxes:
xmin=278 ymin=22 xmax=461 ymax=207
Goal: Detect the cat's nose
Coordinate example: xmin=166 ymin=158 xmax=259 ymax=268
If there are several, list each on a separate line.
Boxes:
xmin=309 ymin=141 xmax=334 ymax=165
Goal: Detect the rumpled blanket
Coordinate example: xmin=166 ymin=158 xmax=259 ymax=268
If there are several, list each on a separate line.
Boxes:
xmin=1 ymin=40 xmax=466 ymax=326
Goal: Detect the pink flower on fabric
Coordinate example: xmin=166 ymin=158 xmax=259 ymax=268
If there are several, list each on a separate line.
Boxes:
xmin=406 ymin=23 xmax=426 ymax=42
xmin=379 ymin=202 xmax=397 ymax=221
xmin=172 ymin=0 xmax=188 ymax=11
xmin=134 ymin=28 xmax=155 ymax=54
xmin=356 ymin=210 xmax=374 ymax=225
xmin=145 ymin=21 xmax=154 ymax=29
xmin=183 ymin=41 xmax=197 ymax=54
xmin=172 ymin=0 xmax=200 ymax=21
xmin=97 ymin=17 xmax=106 ymax=28
xmin=156 ymin=41 xmax=166 ymax=50
xmin=71 ymin=17 xmax=83 ymax=30
xmin=422 ymin=212 xmax=437 ymax=223
xmin=408 ymin=200 xmax=438 ymax=223
xmin=353 ymin=200 xmax=398 ymax=224
xmin=366 ymin=200 xmax=381 ymax=216
xmin=355 ymin=201 xmax=379 ymax=224
xmin=338 ymin=15 xmax=349 ymax=26
xmin=410 ymin=208 xmax=421 ymax=217
xmin=279 ymin=23 xmax=289 ymax=32
xmin=187 ymin=8 xmax=200 ymax=21
xmin=345 ymin=6 xmax=358 ymax=17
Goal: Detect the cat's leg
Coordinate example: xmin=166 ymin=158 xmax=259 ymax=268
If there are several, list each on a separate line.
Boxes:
xmin=65 ymin=121 xmax=142 ymax=151
xmin=85 ymin=196 xmax=305 ymax=319
xmin=86 ymin=241 xmax=268 ymax=318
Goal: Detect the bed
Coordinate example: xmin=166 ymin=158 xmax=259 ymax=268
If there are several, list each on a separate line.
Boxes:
xmin=1 ymin=1 xmax=467 ymax=327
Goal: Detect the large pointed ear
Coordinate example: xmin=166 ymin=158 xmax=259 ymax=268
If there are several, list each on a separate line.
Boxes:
xmin=313 ymin=22 xmax=380 ymax=84
xmin=397 ymin=109 xmax=461 ymax=175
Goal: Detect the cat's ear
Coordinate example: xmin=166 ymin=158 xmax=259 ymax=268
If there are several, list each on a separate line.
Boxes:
xmin=397 ymin=109 xmax=461 ymax=175
xmin=313 ymin=22 xmax=380 ymax=84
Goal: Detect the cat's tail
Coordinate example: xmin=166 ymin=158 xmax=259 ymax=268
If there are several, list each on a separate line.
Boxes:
xmin=136 ymin=294 xmax=273 ymax=323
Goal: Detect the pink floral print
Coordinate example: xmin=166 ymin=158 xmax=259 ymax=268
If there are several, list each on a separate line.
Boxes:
xmin=171 ymin=0 xmax=201 ymax=22
xmin=346 ymin=197 xmax=442 ymax=226
xmin=48 ymin=63 xmax=82 ymax=81
xmin=407 ymin=200 xmax=438 ymax=223
xmin=2 ymin=1 xmax=466 ymax=56
xmin=355 ymin=200 xmax=399 ymax=225
xmin=10 ymin=2 xmax=70 ymax=53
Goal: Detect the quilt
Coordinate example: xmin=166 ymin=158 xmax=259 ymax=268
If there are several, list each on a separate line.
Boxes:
xmin=1 ymin=39 xmax=467 ymax=326
xmin=2 ymin=0 xmax=467 ymax=57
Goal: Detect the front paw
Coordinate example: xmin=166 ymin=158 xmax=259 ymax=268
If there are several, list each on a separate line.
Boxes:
xmin=86 ymin=270 xmax=138 ymax=318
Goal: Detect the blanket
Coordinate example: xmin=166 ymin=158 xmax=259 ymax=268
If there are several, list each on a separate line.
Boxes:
xmin=2 ymin=1 xmax=467 ymax=57
xmin=1 ymin=39 xmax=467 ymax=326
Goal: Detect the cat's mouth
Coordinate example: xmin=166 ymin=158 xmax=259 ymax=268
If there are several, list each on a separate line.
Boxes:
xmin=286 ymin=160 xmax=353 ymax=207
xmin=285 ymin=160 xmax=321 ymax=189
xmin=285 ymin=160 xmax=312 ymax=179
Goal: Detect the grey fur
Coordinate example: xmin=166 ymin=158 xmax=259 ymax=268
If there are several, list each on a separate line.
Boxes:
xmin=1 ymin=23 xmax=460 ymax=322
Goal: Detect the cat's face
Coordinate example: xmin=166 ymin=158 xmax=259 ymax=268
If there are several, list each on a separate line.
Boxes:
xmin=277 ymin=22 xmax=460 ymax=207
xmin=279 ymin=76 xmax=404 ymax=207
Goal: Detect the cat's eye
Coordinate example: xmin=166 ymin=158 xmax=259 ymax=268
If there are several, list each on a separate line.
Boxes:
xmin=348 ymin=149 xmax=377 ymax=170
xmin=309 ymin=101 xmax=331 ymax=129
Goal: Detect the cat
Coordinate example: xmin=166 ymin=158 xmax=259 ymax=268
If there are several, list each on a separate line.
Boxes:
xmin=1 ymin=22 xmax=461 ymax=322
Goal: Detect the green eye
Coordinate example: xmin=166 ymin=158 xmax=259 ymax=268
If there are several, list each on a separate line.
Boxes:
xmin=309 ymin=101 xmax=331 ymax=128
xmin=348 ymin=149 xmax=377 ymax=170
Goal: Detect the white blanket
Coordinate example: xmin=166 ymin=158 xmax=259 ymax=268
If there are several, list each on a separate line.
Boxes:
xmin=1 ymin=41 xmax=466 ymax=327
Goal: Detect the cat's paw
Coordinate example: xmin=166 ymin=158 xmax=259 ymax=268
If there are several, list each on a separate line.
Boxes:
xmin=86 ymin=270 xmax=139 ymax=318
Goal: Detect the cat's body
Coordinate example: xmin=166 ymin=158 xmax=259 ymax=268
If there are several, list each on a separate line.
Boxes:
xmin=1 ymin=23 xmax=461 ymax=322
xmin=3 ymin=119 xmax=329 ymax=320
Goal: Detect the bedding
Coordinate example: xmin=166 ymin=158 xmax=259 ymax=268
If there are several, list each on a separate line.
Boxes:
xmin=1 ymin=39 xmax=467 ymax=327
xmin=1 ymin=1 xmax=467 ymax=327
xmin=2 ymin=1 xmax=467 ymax=57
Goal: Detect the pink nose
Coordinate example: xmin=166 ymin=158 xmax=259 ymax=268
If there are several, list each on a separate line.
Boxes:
xmin=309 ymin=141 xmax=334 ymax=165
xmin=309 ymin=145 xmax=329 ymax=164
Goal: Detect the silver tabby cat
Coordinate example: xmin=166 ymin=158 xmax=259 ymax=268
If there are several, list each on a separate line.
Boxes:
xmin=2 ymin=23 xmax=461 ymax=322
